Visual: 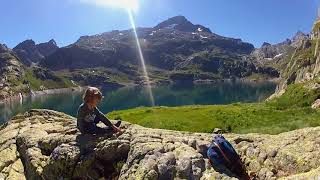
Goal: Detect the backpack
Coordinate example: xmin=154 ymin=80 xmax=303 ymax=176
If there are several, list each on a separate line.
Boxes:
xmin=207 ymin=134 xmax=249 ymax=179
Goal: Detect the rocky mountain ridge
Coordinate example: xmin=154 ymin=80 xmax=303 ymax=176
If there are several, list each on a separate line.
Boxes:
xmin=0 ymin=109 xmax=319 ymax=180
xmin=267 ymin=20 xmax=320 ymax=100
xmin=13 ymin=39 xmax=58 ymax=66
xmin=251 ymin=31 xmax=309 ymax=67
xmin=0 ymin=15 xmax=283 ymax=98
xmin=3 ymin=15 xmax=312 ymax=101
xmin=41 ymin=16 xmax=278 ymax=85
xmin=0 ymin=44 xmax=26 ymax=100
xmin=0 ymin=43 xmax=76 ymax=101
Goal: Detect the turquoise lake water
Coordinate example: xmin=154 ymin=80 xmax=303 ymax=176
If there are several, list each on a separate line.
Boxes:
xmin=0 ymin=81 xmax=277 ymax=124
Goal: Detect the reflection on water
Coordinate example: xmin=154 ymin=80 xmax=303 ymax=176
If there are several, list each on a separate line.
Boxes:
xmin=0 ymin=93 xmax=82 ymax=124
xmin=0 ymin=81 xmax=277 ymax=124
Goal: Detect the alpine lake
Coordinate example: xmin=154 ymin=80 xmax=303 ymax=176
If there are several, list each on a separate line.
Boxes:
xmin=0 ymin=81 xmax=277 ymax=124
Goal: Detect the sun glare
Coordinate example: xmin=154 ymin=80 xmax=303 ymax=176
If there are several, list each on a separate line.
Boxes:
xmin=88 ymin=0 xmax=139 ymax=12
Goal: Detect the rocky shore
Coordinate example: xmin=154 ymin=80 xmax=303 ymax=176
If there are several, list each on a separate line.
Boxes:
xmin=0 ymin=87 xmax=85 ymax=104
xmin=30 ymin=87 xmax=85 ymax=97
xmin=0 ymin=109 xmax=319 ymax=180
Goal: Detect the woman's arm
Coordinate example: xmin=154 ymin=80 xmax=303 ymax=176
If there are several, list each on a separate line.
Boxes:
xmin=94 ymin=107 xmax=122 ymax=132
xmin=94 ymin=107 xmax=112 ymax=126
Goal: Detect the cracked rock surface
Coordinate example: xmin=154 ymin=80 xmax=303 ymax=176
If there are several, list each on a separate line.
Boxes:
xmin=0 ymin=109 xmax=320 ymax=180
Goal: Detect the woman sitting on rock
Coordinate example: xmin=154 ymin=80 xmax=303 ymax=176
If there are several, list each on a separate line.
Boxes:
xmin=77 ymin=87 xmax=123 ymax=135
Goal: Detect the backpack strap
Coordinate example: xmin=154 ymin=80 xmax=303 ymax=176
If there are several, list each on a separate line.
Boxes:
xmin=214 ymin=142 xmax=249 ymax=179
xmin=213 ymin=142 xmax=232 ymax=165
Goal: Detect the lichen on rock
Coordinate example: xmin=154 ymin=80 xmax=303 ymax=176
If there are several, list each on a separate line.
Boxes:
xmin=0 ymin=109 xmax=320 ymax=180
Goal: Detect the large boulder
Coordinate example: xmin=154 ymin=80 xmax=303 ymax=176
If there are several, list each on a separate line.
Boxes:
xmin=312 ymin=99 xmax=320 ymax=109
xmin=0 ymin=109 xmax=320 ymax=179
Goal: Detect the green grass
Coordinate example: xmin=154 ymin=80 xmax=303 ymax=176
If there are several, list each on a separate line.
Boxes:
xmin=24 ymin=70 xmax=75 ymax=91
xmin=3 ymin=68 xmax=75 ymax=94
xmin=283 ymin=39 xmax=318 ymax=79
xmin=58 ymin=67 xmax=135 ymax=85
xmin=267 ymin=82 xmax=320 ymax=109
xmin=108 ymin=104 xmax=320 ymax=135
xmin=108 ymin=82 xmax=320 ymax=135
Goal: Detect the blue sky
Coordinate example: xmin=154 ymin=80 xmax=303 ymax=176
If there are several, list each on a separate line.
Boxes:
xmin=0 ymin=0 xmax=319 ymax=48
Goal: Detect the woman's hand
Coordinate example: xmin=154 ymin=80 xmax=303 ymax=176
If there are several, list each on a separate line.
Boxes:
xmin=112 ymin=125 xmax=124 ymax=134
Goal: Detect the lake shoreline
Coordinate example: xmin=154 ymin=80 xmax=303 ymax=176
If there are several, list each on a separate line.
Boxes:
xmin=0 ymin=86 xmax=86 ymax=104
xmin=0 ymin=81 xmax=277 ymax=124
xmin=0 ymin=77 xmax=279 ymax=104
xmin=192 ymin=77 xmax=280 ymax=85
xmin=31 ymin=86 xmax=86 ymax=96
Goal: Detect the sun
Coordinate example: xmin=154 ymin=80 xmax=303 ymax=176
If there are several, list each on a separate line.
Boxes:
xmin=91 ymin=0 xmax=139 ymax=12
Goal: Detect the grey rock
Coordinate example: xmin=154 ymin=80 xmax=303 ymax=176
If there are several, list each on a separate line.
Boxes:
xmin=1 ymin=109 xmax=320 ymax=180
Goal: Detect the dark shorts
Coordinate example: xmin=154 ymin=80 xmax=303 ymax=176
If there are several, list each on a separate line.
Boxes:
xmin=79 ymin=123 xmax=114 ymax=135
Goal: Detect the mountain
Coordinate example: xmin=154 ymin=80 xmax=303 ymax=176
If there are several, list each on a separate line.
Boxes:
xmin=252 ymin=40 xmax=291 ymax=62
xmin=37 ymin=39 xmax=59 ymax=57
xmin=0 ymin=43 xmax=75 ymax=101
xmin=291 ymin=31 xmax=310 ymax=48
xmin=13 ymin=39 xmax=58 ymax=66
xmin=1 ymin=15 xmax=286 ymax=101
xmin=154 ymin=15 xmax=212 ymax=33
xmin=250 ymin=31 xmax=311 ymax=86
xmin=0 ymin=44 xmax=26 ymax=99
xmin=42 ymin=16 xmax=278 ymax=86
xmin=266 ymin=20 xmax=320 ymax=107
xmin=252 ymin=31 xmax=309 ymax=65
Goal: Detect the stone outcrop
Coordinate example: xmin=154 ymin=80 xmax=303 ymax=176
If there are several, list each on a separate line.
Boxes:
xmin=0 ymin=44 xmax=26 ymax=100
xmin=1 ymin=109 xmax=320 ymax=180
xmin=311 ymin=99 xmax=320 ymax=109
xmin=0 ymin=44 xmax=76 ymax=102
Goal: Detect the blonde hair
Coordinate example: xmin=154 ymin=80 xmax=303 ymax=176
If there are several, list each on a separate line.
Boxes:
xmin=83 ymin=87 xmax=103 ymax=103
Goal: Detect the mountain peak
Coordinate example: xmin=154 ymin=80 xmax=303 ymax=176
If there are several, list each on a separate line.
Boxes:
xmin=162 ymin=15 xmax=189 ymax=25
xmin=48 ymin=39 xmax=57 ymax=46
xmin=154 ymin=16 xmax=191 ymax=29
xmin=0 ymin=44 xmax=9 ymax=53
xmin=37 ymin=39 xmax=58 ymax=48
xmin=292 ymin=31 xmax=308 ymax=41
xmin=36 ymin=39 xmax=59 ymax=57
xmin=279 ymin=38 xmax=292 ymax=46
xmin=12 ymin=39 xmax=59 ymax=66
xmin=294 ymin=31 xmax=306 ymax=36
xmin=154 ymin=15 xmax=211 ymax=33
xmin=290 ymin=31 xmax=309 ymax=48
xmin=261 ymin=42 xmax=271 ymax=47
xmin=14 ymin=39 xmax=36 ymax=50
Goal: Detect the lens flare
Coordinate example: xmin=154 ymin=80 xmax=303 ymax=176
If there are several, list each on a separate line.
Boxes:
xmin=81 ymin=0 xmax=139 ymax=12
xmin=80 ymin=0 xmax=154 ymax=105
xmin=128 ymin=10 xmax=155 ymax=106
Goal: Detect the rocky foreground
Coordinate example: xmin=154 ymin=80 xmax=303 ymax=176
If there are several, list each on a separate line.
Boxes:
xmin=0 ymin=109 xmax=320 ymax=180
